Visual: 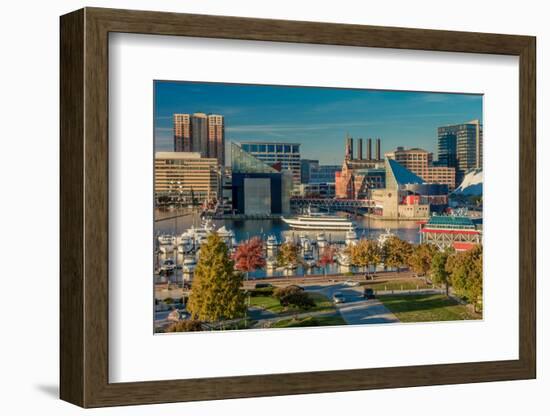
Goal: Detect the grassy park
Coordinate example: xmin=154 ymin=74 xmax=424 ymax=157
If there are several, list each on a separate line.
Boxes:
xmin=248 ymin=288 xmax=335 ymax=315
xmin=378 ymin=294 xmax=480 ymax=323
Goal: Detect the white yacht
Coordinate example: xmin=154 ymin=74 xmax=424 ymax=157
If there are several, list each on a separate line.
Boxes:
xmin=158 ymin=234 xmax=176 ymax=246
xmin=316 ymin=232 xmax=328 ymax=248
xmin=177 ymin=235 xmax=193 ymax=254
xmin=345 ymin=229 xmax=358 ymax=246
xmin=303 ymin=253 xmax=316 ymax=268
xmin=266 ymin=235 xmax=278 ymax=250
xmin=266 ymin=256 xmax=277 ymax=269
xmin=159 ymin=258 xmax=176 ymax=273
xmin=377 ymin=228 xmax=395 ymax=247
xmin=282 ymin=209 xmax=355 ymax=231
xmin=215 ymin=225 xmax=235 ymax=248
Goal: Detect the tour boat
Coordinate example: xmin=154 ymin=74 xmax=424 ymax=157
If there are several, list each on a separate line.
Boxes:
xmin=282 ymin=210 xmax=355 ymax=231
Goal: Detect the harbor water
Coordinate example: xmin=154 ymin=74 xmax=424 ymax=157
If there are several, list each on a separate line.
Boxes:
xmin=154 ymin=208 xmax=421 ymax=280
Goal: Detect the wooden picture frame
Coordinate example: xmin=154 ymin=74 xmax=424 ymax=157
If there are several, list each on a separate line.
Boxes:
xmin=60 ymin=7 xmax=536 ymax=408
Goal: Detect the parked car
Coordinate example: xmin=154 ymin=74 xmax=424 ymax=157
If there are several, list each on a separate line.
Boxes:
xmin=363 ymin=288 xmax=376 ymax=299
xmin=343 ymin=280 xmax=360 ymax=287
xmin=332 ymin=292 xmax=345 ymax=304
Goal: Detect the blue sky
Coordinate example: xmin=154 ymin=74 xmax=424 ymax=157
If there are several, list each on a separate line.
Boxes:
xmin=154 ymin=81 xmax=482 ymax=165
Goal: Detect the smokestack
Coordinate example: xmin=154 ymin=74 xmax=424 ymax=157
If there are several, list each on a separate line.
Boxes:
xmin=346 ymin=136 xmax=354 ymax=160
xmin=358 ymin=139 xmax=363 ymax=160
xmin=367 ymin=138 xmax=372 ymax=160
xmin=376 ymin=138 xmax=381 ymax=160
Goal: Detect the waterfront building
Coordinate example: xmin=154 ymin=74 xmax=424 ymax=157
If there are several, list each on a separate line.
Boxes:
xmin=419 ymin=215 xmax=482 ymax=251
xmin=385 ymin=147 xmax=456 ymax=189
xmin=370 ymin=159 xmax=449 ymax=219
xmin=238 ymin=141 xmax=301 ymax=188
xmin=154 ymin=152 xmax=220 ymax=203
xmin=230 ymin=143 xmax=291 ymax=215
xmin=437 ymin=120 xmax=482 ymax=182
xmin=173 ymin=113 xmax=225 ymax=165
xmin=335 ymin=136 xmax=385 ymax=199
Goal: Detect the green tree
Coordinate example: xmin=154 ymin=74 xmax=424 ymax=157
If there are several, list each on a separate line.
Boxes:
xmin=277 ymin=241 xmax=300 ymax=268
xmin=446 ymin=245 xmax=483 ymax=311
xmin=350 ymin=239 xmax=381 ymax=272
xmin=187 ymin=234 xmax=246 ymax=323
xmin=430 ymin=248 xmax=453 ymax=296
xmin=408 ymin=243 xmax=438 ymax=276
xmin=382 ymin=236 xmax=412 ymax=272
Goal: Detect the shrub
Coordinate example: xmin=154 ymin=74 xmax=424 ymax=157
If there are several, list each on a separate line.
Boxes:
xmin=274 ymin=286 xmax=315 ymax=309
xmin=165 ymin=320 xmax=203 ymax=332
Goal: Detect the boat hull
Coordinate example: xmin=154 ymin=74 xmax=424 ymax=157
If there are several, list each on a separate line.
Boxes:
xmin=282 ymin=216 xmax=355 ymax=231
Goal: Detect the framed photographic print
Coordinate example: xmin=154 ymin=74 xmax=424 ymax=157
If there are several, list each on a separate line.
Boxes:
xmin=60 ymin=7 xmax=536 ymax=408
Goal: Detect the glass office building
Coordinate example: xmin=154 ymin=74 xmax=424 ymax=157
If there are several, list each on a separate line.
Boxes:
xmin=230 ymin=143 xmax=291 ymax=215
xmin=437 ymin=120 xmax=482 ymax=183
xmin=238 ymin=141 xmax=301 ymax=188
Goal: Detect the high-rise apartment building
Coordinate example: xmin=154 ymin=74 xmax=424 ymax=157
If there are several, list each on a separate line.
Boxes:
xmin=173 ymin=113 xmax=225 ymax=166
xmin=208 ymin=114 xmax=225 ymax=166
xmin=437 ymin=120 xmax=482 ymax=182
xmin=385 ymin=147 xmax=456 ymax=189
xmin=238 ymin=141 xmax=301 ymax=188
xmin=173 ymin=114 xmax=191 ymax=152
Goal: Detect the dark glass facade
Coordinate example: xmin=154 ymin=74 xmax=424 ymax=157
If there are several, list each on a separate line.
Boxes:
xmin=231 ymin=173 xmax=282 ymax=214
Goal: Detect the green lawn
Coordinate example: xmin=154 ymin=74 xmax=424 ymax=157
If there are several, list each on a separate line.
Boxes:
xmin=272 ymin=314 xmax=347 ymax=328
xmin=249 ymin=295 xmax=286 ymax=313
xmin=379 ymin=294 xmax=481 ymax=323
xmin=248 ymin=292 xmax=334 ymax=315
xmin=361 ymin=278 xmax=432 ymax=291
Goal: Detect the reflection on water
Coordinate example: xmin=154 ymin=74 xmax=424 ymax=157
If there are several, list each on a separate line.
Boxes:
xmin=154 ymin=208 xmax=421 ymax=280
xmin=154 ymin=209 xmax=420 ymax=244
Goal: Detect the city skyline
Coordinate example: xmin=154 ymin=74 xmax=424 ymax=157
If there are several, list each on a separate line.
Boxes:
xmin=154 ymin=81 xmax=483 ymax=165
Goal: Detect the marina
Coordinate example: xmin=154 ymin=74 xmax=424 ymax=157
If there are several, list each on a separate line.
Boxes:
xmin=154 ymin=207 xmax=421 ymax=281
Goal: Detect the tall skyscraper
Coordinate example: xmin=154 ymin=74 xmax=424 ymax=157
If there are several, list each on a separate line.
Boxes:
xmin=437 ymin=120 xmax=482 ymax=182
xmin=208 ymin=114 xmax=225 ymax=166
xmin=173 ymin=113 xmax=225 ymax=165
xmin=173 ymin=114 xmax=191 ymax=152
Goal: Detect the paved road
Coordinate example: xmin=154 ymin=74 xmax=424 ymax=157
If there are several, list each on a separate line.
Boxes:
xmin=305 ymin=283 xmax=399 ymax=325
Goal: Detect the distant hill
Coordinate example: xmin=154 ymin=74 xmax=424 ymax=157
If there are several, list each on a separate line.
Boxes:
xmin=453 ymin=169 xmax=483 ymax=196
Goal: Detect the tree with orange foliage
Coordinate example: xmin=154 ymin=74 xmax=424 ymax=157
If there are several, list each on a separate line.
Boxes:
xmin=318 ymin=246 xmax=336 ymax=275
xmin=232 ymin=237 xmax=266 ymax=280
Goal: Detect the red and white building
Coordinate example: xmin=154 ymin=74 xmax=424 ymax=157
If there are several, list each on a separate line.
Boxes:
xmin=419 ymin=215 xmax=482 ymax=251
